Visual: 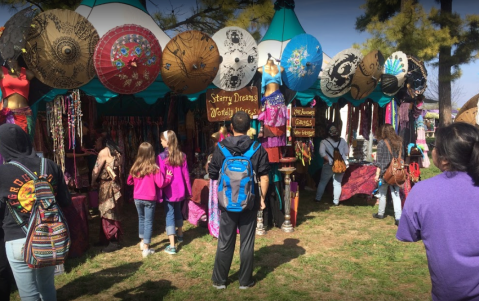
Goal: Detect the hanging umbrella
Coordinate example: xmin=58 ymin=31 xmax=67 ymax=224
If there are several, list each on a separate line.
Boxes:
xmin=161 ymin=30 xmax=220 ymax=95
xmin=212 ymin=26 xmax=258 ymax=91
xmin=23 ymin=9 xmax=99 ymax=89
xmin=406 ymin=55 xmax=427 ymax=95
xmin=280 ymin=33 xmax=322 ymax=92
xmin=320 ymin=48 xmax=363 ymax=98
xmin=0 ymin=7 xmax=38 ymax=68
xmin=350 ymin=50 xmax=385 ymax=100
xmin=94 ymin=24 xmax=161 ymax=94
xmin=455 ymin=107 xmax=477 ymax=126
xmin=457 ymin=93 xmax=479 ymax=117
xmin=381 ymin=51 xmax=408 ymax=96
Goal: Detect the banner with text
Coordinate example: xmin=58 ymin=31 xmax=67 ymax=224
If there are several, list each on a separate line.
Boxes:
xmin=206 ymin=87 xmax=259 ymax=122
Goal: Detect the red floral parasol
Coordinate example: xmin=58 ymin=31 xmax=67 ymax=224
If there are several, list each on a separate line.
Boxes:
xmin=94 ymin=24 xmax=162 ymax=94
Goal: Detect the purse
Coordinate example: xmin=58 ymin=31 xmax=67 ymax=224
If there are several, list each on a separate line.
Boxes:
xmin=383 ymin=140 xmax=407 ymax=186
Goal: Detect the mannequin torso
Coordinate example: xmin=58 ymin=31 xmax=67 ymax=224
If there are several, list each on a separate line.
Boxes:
xmin=0 ymin=62 xmax=34 ymax=109
xmin=258 ymin=59 xmax=284 ymax=97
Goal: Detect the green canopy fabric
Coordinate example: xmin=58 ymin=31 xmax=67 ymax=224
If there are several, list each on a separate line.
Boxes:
xmin=261 ymin=2 xmax=305 ymax=42
xmin=78 ymin=0 xmax=148 ymax=14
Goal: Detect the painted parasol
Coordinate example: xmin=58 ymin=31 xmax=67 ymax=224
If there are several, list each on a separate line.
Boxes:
xmin=0 ymin=7 xmax=38 ymax=68
xmin=212 ymin=26 xmax=258 ymax=91
xmin=320 ymin=48 xmax=363 ymax=98
xmin=280 ymin=33 xmax=322 ymax=92
xmin=350 ymin=50 xmax=385 ymax=100
xmin=381 ymin=51 xmax=408 ymax=96
xmin=455 ymin=107 xmax=478 ymax=126
xmin=406 ymin=55 xmax=427 ymax=95
xmin=24 ymin=9 xmax=99 ymax=89
xmin=94 ymin=25 xmax=161 ymax=94
xmin=162 ymin=30 xmax=220 ymax=95
xmin=457 ymin=93 xmax=479 ymax=117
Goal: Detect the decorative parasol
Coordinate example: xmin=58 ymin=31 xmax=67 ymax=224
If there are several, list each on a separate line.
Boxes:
xmin=406 ymin=55 xmax=427 ymax=95
xmin=280 ymin=33 xmax=322 ymax=92
xmin=212 ymin=26 xmax=258 ymax=91
xmin=381 ymin=51 xmax=408 ymax=96
xmin=320 ymin=48 xmax=363 ymax=98
xmin=350 ymin=50 xmax=385 ymax=100
xmin=94 ymin=24 xmax=161 ymax=94
xmin=0 ymin=7 xmax=38 ymax=68
xmin=455 ymin=107 xmax=478 ymax=126
xmin=24 ymin=9 xmax=99 ymax=89
xmin=456 ymin=93 xmax=479 ymax=117
xmin=161 ymin=30 xmax=220 ymax=95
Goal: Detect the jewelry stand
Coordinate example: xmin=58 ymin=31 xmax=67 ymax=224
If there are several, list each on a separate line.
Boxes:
xmin=279 ymin=157 xmax=297 ymax=233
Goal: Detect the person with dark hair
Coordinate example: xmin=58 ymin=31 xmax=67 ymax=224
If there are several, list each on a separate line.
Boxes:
xmin=397 ymin=122 xmax=479 ymax=301
xmin=208 ymin=111 xmax=270 ymax=289
xmin=91 ymin=136 xmax=123 ymax=253
xmin=0 ymin=123 xmax=71 ymax=300
xmin=373 ymin=124 xmax=403 ymax=225
xmin=314 ymin=124 xmax=349 ymax=205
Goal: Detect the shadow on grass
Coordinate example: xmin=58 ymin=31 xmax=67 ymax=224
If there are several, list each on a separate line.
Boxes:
xmin=229 ymin=238 xmax=305 ymax=284
xmin=114 ymin=279 xmax=177 ymax=300
xmin=57 ymin=262 xmax=142 ymax=300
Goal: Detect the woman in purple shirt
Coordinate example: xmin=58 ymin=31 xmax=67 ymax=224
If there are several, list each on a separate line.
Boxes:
xmin=397 ymin=122 xmax=479 ymax=301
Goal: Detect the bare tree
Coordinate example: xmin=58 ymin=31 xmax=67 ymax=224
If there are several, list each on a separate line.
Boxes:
xmin=424 ymin=64 xmax=465 ymax=110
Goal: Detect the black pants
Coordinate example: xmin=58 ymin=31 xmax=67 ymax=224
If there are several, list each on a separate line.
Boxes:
xmin=263 ymin=181 xmax=285 ymax=228
xmin=0 ymin=235 xmax=13 ymax=301
xmin=212 ymin=207 xmax=257 ymax=286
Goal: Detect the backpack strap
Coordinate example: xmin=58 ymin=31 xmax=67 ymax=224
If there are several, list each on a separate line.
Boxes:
xmin=243 ymin=142 xmax=261 ymax=159
xmin=218 ymin=143 xmax=233 ymax=158
xmin=324 ymin=139 xmax=335 ymax=161
xmin=7 ymin=161 xmax=38 ymax=180
xmin=6 ymin=201 xmax=28 ymax=234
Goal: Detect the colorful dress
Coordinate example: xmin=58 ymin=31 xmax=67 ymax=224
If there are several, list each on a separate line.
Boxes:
xmin=98 ymin=154 xmax=123 ymax=242
xmin=415 ymin=116 xmax=430 ymax=168
xmin=208 ymin=179 xmax=220 ymax=238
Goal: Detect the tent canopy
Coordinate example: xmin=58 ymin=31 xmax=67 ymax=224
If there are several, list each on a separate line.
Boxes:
xmin=78 ymin=0 xmax=148 ymax=13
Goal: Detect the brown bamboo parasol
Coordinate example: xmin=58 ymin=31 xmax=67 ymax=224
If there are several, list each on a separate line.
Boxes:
xmin=350 ymin=50 xmax=385 ymax=100
xmin=161 ymin=30 xmax=220 ymax=95
xmin=24 ymin=9 xmax=99 ymax=89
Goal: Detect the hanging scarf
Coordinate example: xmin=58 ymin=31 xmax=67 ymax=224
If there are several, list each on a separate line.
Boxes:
xmin=372 ymin=102 xmax=379 ymax=136
xmin=399 ymin=102 xmax=410 ymax=130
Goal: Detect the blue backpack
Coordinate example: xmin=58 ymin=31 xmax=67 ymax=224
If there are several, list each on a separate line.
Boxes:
xmin=217 ymin=142 xmax=261 ymax=212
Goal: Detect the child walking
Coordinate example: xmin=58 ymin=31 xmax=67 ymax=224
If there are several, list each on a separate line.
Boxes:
xmin=158 ymin=130 xmax=192 ymax=255
xmin=128 ymin=142 xmax=173 ymax=258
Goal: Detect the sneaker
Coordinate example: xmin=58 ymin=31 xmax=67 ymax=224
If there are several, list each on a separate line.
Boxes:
xmin=140 ymin=241 xmax=145 ymax=251
xmin=177 ymin=235 xmax=184 ymax=243
xmin=164 ymin=245 xmax=177 ymax=255
xmin=314 ymin=199 xmax=321 ymax=202
xmin=239 ymin=281 xmax=255 ymax=290
xmin=212 ymin=282 xmax=226 ymax=290
xmin=142 ymin=248 xmax=155 ymax=258
xmin=372 ymin=213 xmax=385 ymax=219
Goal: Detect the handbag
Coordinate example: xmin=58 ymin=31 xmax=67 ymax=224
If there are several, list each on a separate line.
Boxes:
xmin=383 ymin=140 xmax=407 ymax=186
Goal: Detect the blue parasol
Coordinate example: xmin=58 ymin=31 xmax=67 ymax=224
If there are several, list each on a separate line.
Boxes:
xmin=280 ymin=33 xmax=322 ymax=92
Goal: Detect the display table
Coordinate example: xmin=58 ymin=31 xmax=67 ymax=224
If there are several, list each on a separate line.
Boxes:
xmin=339 ymin=163 xmax=377 ymax=201
xmin=63 ymin=194 xmax=89 ymax=258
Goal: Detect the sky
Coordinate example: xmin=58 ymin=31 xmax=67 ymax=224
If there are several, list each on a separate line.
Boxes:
xmin=1 ymin=0 xmax=477 ymax=106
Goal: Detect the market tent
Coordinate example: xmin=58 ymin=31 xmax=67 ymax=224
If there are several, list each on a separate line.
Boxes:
xmin=75 ymin=0 xmax=171 ymax=49
xmin=257 ymin=0 xmax=331 ymax=76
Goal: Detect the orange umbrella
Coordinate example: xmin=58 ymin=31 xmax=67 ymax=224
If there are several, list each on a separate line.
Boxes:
xmin=161 ymin=30 xmax=220 ymax=94
xmin=24 ymin=9 xmax=99 ymax=89
xmin=350 ymin=50 xmax=385 ymax=100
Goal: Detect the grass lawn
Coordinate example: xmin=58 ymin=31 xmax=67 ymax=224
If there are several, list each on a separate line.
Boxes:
xmin=9 ymin=160 xmax=441 ymax=301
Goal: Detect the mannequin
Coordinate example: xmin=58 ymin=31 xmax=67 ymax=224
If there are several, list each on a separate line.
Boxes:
xmin=0 ymin=59 xmax=35 ymax=140
xmin=256 ymin=54 xmax=287 ymax=163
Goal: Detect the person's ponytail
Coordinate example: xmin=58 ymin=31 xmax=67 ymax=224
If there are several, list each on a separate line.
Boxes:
xmin=467 ymin=141 xmax=479 ymax=186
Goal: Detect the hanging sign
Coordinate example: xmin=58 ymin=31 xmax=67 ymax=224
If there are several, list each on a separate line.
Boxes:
xmin=292 ymin=107 xmax=315 ymax=117
xmin=292 ymin=128 xmax=315 ymax=137
xmin=206 ymin=87 xmax=259 ymax=122
xmin=292 ymin=117 xmax=315 ymax=128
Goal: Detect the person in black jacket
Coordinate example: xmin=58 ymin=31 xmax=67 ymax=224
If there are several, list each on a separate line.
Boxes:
xmin=209 ymin=111 xmax=270 ymax=290
xmin=0 ymin=123 xmax=71 ymax=301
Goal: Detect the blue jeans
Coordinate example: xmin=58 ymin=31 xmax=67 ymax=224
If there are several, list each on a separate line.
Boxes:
xmin=377 ymin=179 xmax=402 ymax=220
xmin=5 ymin=238 xmax=56 ymax=301
xmin=315 ymin=164 xmax=344 ymax=205
xmin=134 ymin=199 xmax=157 ymax=244
xmin=164 ymin=200 xmax=184 ymax=236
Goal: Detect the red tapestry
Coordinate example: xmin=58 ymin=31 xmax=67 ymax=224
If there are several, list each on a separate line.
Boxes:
xmin=339 ymin=164 xmax=377 ymax=201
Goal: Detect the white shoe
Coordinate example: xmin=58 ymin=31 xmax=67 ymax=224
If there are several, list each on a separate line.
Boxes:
xmin=140 ymin=241 xmax=145 ymax=251
xmin=142 ymin=248 xmax=155 ymax=258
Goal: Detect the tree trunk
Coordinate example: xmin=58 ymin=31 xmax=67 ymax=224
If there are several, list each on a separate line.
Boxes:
xmin=438 ymin=0 xmax=453 ymax=127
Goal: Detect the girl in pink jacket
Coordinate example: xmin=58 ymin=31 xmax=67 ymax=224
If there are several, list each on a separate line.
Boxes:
xmin=158 ymin=130 xmax=192 ymax=255
xmin=128 ymin=142 xmax=173 ymax=258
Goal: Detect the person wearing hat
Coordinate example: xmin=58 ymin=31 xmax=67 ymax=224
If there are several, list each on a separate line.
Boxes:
xmin=315 ymin=125 xmax=349 ymax=205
